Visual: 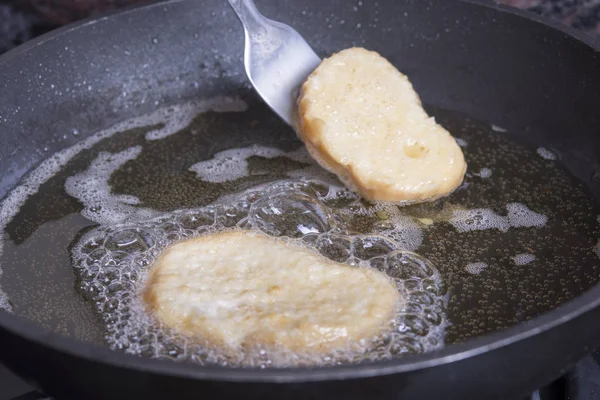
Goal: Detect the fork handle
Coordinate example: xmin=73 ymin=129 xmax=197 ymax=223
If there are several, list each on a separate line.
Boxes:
xmin=227 ymin=0 xmax=268 ymax=32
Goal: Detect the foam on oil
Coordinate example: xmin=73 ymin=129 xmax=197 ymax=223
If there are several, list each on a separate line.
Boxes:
xmin=189 ymin=145 xmax=312 ymax=183
xmin=449 ymin=203 xmax=548 ymax=233
xmin=70 ymin=179 xmax=448 ymax=367
xmin=63 ymin=132 xmax=444 ymax=365
xmin=0 ymin=97 xmax=245 ymax=311
xmin=512 ymin=253 xmax=536 ymax=266
xmin=65 ymin=146 xmax=160 ymax=225
xmin=537 ymin=147 xmax=558 ymax=160
xmin=465 ymin=262 xmax=488 ymax=275
xmin=1 ymin=99 xmax=599 ymax=365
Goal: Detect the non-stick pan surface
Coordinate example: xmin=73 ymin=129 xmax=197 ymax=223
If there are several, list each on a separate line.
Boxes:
xmin=0 ymin=0 xmax=600 ymax=399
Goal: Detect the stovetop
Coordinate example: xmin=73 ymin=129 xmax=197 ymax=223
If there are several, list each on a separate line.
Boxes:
xmin=2 ymin=353 xmax=600 ymax=399
xmin=1 ymin=0 xmax=600 ymax=399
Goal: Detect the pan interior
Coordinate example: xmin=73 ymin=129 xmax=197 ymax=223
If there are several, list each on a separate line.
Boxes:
xmin=0 ymin=0 xmax=599 ymax=370
xmin=0 ymin=91 xmax=598 ymax=366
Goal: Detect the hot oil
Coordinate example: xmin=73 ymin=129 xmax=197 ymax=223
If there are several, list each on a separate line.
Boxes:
xmin=69 ymin=182 xmax=448 ymax=367
xmin=0 ymin=99 xmax=599 ymax=365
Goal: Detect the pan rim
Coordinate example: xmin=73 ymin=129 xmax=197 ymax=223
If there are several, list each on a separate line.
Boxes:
xmin=0 ymin=0 xmax=598 ymax=67
xmin=0 ymin=0 xmax=599 ymax=383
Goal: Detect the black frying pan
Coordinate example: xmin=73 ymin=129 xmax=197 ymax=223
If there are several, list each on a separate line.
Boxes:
xmin=0 ymin=0 xmax=600 ymax=399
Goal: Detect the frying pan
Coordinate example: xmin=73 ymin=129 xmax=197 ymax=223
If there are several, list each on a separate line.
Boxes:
xmin=1 ymin=0 xmax=600 ymax=399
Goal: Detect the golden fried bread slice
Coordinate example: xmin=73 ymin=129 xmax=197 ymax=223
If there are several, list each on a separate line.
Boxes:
xmin=143 ymin=230 xmax=399 ymax=356
xmin=297 ymin=47 xmax=466 ymax=203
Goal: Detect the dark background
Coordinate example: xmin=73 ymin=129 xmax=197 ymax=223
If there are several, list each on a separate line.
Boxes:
xmin=0 ymin=0 xmax=599 ymax=55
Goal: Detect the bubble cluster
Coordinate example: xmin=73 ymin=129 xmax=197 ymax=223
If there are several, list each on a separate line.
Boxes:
xmin=70 ymin=179 xmax=448 ymax=367
xmin=491 ymin=124 xmax=507 ymax=133
xmin=465 ymin=262 xmax=488 ymax=275
xmin=0 ymin=268 xmax=11 ymax=311
xmin=450 ymin=203 xmax=547 ymax=233
xmin=189 ymin=145 xmax=311 ymax=183
xmin=450 ymin=208 xmax=509 ymax=233
xmin=511 ymin=253 xmax=536 ymax=266
xmin=144 ymin=97 xmax=248 ymax=141
xmin=475 ymin=168 xmax=492 ymax=179
xmin=536 ymin=147 xmax=557 ymax=160
xmin=506 ymin=203 xmax=548 ymax=228
xmin=65 ymin=146 xmax=160 ymax=225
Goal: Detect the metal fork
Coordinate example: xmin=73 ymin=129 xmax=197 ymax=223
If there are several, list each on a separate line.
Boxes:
xmin=227 ymin=0 xmax=321 ymax=126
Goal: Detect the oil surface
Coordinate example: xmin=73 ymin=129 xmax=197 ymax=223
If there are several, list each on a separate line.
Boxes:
xmin=69 ymin=180 xmax=447 ymax=367
xmin=0 ymin=99 xmax=599 ymax=361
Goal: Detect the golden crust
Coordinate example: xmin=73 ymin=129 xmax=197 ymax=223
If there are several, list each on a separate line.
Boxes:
xmin=297 ymin=47 xmax=466 ymax=203
xmin=143 ymin=230 xmax=400 ymax=356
